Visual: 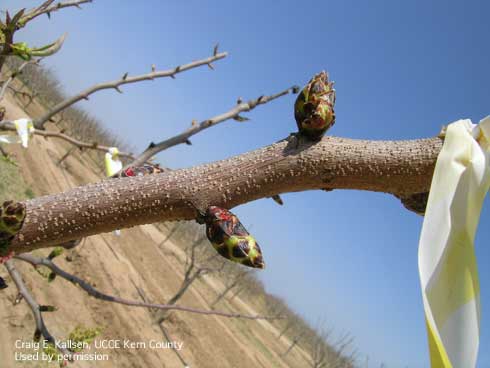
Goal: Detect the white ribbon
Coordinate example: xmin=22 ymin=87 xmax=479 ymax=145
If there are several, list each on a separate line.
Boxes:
xmin=0 ymin=135 xmax=19 ymax=144
xmin=0 ymin=118 xmax=34 ymax=148
xmin=104 ymin=147 xmax=122 ymax=177
xmin=418 ymin=116 xmax=490 ymax=368
xmin=15 ymin=119 xmax=35 ymax=148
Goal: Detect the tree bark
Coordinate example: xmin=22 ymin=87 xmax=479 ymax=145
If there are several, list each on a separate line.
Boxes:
xmin=8 ymin=135 xmax=442 ymax=254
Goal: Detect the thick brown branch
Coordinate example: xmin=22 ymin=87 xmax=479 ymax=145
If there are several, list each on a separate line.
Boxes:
xmin=15 ymin=254 xmax=276 ymax=321
xmin=8 ymin=135 xmax=442 ymax=253
xmin=124 ymin=85 xmax=299 ymax=169
xmin=32 ymin=51 xmax=228 ymax=129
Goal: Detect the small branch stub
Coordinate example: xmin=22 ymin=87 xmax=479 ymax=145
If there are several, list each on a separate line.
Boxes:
xmin=0 ymin=200 xmax=26 ymax=260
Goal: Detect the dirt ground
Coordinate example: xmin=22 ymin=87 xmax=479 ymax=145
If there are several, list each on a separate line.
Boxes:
xmin=0 ymin=94 xmax=312 ymax=368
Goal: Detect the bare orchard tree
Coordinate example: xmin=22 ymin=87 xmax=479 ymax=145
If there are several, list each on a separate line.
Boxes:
xmin=282 ymin=328 xmax=307 ymax=358
xmin=154 ymin=232 xmax=226 ymax=324
xmin=210 ymin=264 xmax=250 ymax=308
xmin=279 ymin=312 xmax=303 ymax=338
xmin=264 ymin=294 xmax=289 ymax=320
xmin=309 ymin=327 xmax=334 ymax=368
xmin=132 ymin=279 xmax=190 ymax=367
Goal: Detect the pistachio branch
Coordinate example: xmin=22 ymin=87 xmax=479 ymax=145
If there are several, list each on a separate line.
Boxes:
xmin=20 ymin=0 xmax=93 ymax=26
xmin=123 ymin=85 xmax=300 ymax=170
xmin=0 ymin=120 xmax=134 ymax=158
xmin=1 ymin=85 xmax=295 ymax=170
xmin=33 ymin=49 xmax=228 ymax=129
xmin=14 ymin=253 xmax=278 ymax=321
xmin=4 ymin=259 xmax=73 ymax=360
xmin=7 ymin=134 xmax=442 ymax=253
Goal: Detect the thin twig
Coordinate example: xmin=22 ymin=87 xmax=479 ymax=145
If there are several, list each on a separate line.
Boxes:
xmin=21 ymin=0 xmax=92 ymax=25
xmin=0 ymin=120 xmax=134 ymax=158
xmin=4 ymin=259 xmax=73 ymax=359
xmin=33 ymin=49 xmax=228 ymax=129
xmin=7 ymin=85 xmax=37 ymax=107
xmin=15 ymin=254 xmax=279 ymax=321
xmin=57 ymin=146 xmax=76 ymax=165
xmin=123 ymin=85 xmax=299 ymax=169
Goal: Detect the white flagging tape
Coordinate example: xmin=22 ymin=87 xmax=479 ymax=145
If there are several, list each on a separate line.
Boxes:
xmin=0 ymin=135 xmax=18 ymax=144
xmin=104 ymin=147 xmax=122 ymax=177
xmin=15 ymin=119 xmax=34 ymax=148
xmin=419 ymin=116 xmax=490 ymax=368
xmin=105 ymin=147 xmax=122 ymax=236
xmin=0 ymin=118 xmax=34 ymax=148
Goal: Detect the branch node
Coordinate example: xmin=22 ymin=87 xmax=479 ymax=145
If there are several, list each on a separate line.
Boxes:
xmin=271 ymin=195 xmax=284 ymax=206
xmin=233 ymin=115 xmax=250 ymax=122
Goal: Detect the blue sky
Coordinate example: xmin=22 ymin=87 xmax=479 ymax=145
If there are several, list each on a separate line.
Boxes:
xmin=3 ymin=1 xmax=490 ymax=366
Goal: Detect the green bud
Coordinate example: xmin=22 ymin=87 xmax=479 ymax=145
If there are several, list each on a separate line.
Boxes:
xmin=294 ymin=71 xmax=336 ymax=140
xmin=39 ymin=305 xmax=57 ymax=312
xmin=48 ymin=247 xmax=64 ymax=260
xmin=201 ymin=206 xmax=265 ymax=269
xmin=47 ymin=272 xmax=57 ymax=282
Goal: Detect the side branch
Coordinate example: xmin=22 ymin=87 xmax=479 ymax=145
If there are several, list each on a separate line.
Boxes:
xmin=9 ymin=135 xmax=442 ymax=252
xmin=4 ymin=260 xmax=73 ymax=359
xmin=0 ymin=120 xmax=134 ymax=158
xmin=32 ymin=50 xmax=228 ymax=129
xmin=15 ymin=254 xmax=275 ymax=320
xmin=21 ymin=0 xmax=93 ymax=25
xmin=125 ymin=85 xmax=299 ymax=169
